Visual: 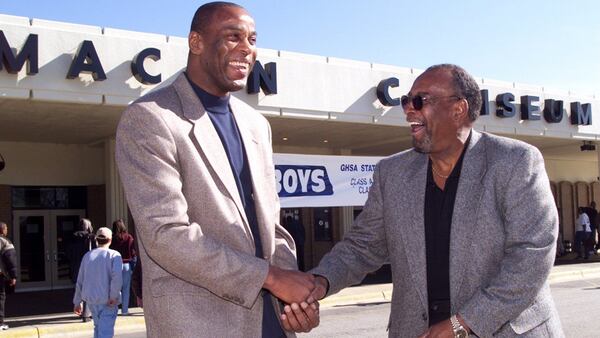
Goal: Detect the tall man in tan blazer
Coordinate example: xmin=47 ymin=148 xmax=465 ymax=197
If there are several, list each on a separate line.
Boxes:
xmin=116 ymin=2 xmax=317 ymax=337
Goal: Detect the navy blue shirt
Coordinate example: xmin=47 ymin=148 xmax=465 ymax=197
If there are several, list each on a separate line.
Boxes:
xmin=187 ymin=75 xmax=285 ymax=338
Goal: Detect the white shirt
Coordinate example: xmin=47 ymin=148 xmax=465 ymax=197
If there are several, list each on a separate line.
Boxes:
xmin=578 ymin=213 xmax=591 ymax=232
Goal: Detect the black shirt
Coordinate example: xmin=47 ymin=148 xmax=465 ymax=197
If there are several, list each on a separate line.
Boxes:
xmin=424 ymin=134 xmax=470 ymax=325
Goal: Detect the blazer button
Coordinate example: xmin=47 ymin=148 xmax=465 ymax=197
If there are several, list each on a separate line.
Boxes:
xmin=421 ymin=313 xmax=428 ymax=321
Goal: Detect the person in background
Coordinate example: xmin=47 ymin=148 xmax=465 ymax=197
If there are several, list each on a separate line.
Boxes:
xmin=73 ymin=227 xmax=123 ymax=338
xmin=67 ymin=218 xmax=96 ymax=322
xmin=0 ymin=222 xmax=17 ymax=331
xmin=109 ymin=219 xmax=136 ymax=315
xmin=583 ymin=201 xmax=598 ymax=256
xmin=575 ymin=207 xmax=592 ymax=259
xmin=131 ymin=257 xmax=142 ymax=308
xmin=284 ymin=216 xmax=306 ymax=271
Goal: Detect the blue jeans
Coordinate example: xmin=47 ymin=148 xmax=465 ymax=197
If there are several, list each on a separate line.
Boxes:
xmin=121 ymin=263 xmax=132 ymax=314
xmin=88 ymin=303 xmax=118 ymax=338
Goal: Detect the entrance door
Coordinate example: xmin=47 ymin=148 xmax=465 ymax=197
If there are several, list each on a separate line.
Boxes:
xmin=13 ymin=210 xmax=86 ymax=291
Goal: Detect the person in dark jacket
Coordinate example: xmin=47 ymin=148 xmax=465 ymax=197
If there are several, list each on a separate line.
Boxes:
xmin=67 ymin=218 xmax=95 ymax=322
xmin=110 ymin=219 xmax=136 ymax=315
xmin=0 ymin=222 xmax=17 ymax=331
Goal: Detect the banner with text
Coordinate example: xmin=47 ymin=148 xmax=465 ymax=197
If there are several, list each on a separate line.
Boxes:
xmin=273 ymin=153 xmax=383 ymax=208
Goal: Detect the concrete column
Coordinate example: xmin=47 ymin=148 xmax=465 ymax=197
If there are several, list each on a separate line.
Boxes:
xmin=339 ymin=206 xmax=355 ymax=238
xmin=105 ymin=139 xmax=129 ymax=226
xmin=597 ymin=146 xmax=600 ymax=181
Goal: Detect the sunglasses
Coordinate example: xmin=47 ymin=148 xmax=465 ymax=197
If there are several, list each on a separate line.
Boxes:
xmin=401 ymin=94 xmax=463 ymax=110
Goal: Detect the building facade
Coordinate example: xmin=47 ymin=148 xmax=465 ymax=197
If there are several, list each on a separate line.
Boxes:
xmin=0 ymin=14 xmax=598 ymax=292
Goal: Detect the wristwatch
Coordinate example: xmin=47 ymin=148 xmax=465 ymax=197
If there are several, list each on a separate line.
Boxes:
xmin=450 ymin=315 xmax=468 ymax=338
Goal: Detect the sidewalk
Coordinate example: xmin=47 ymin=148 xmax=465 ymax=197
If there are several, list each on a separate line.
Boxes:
xmin=4 ymin=260 xmax=600 ymax=337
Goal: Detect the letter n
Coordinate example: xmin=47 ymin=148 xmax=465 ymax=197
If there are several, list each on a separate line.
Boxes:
xmin=247 ymin=61 xmax=276 ymax=94
xmin=0 ymin=31 xmax=38 ymax=74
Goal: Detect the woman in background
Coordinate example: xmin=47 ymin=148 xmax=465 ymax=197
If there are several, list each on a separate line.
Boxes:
xmin=110 ymin=219 xmax=136 ymax=315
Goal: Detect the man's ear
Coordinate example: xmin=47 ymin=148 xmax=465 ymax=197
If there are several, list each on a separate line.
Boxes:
xmin=189 ymin=31 xmax=204 ymax=55
xmin=454 ymin=99 xmax=469 ymax=122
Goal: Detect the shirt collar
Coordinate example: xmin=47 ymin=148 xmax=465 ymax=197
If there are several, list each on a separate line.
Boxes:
xmin=185 ymin=72 xmax=231 ymax=114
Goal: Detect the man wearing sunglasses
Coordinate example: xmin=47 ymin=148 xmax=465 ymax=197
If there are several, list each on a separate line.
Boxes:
xmin=308 ymin=64 xmax=563 ymax=337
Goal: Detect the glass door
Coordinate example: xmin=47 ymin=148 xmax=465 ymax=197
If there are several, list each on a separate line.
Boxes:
xmin=13 ymin=209 xmax=86 ymax=291
xmin=51 ymin=210 xmax=86 ymax=289
xmin=13 ymin=211 xmax=51 ymax=291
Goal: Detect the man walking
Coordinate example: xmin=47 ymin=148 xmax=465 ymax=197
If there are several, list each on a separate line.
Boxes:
xmin=308 ymin=64 xmax=563 ymax=337
xmin=0 ymin=222 xmax=17 ymax=331
xmin=116 ymin=2 xmax=317 ymax=337
xmin=73 ymin=227 xmax=123 ymax=338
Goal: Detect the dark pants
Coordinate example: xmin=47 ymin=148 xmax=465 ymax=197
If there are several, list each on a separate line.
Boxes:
xmin=0 ymin=275 xmax=6 ymax=324
xmin=575 ymin=231 xmax=591 ymax=258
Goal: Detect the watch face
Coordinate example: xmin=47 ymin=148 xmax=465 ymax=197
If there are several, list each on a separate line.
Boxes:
xmin=456 ymin=329 xmax=468 ymax=338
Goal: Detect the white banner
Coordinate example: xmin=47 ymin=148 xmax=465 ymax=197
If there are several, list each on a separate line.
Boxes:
xmin=273 ymin=153 xmax=383 ymax=208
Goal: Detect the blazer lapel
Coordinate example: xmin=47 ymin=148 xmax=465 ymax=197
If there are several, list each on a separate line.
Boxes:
xmin=449 ymin=130 xmax=487 ymax=302
xmin=230 ymin=98 xmax=275 ymax=258
xmin=395 ymin=153 xmax=429 ymax=309
xmin=172 ymin=74 xmax=249 ymax=230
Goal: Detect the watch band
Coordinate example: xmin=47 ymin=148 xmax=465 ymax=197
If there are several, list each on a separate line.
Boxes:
xmin=450 ymin=315 xmax=467 ymax=337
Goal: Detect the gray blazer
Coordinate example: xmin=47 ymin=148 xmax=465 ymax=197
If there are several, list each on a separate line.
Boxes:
xmin=116 ymin=73 xmax=297 ymax=338
xmin=312 ymin=130 xmax=564 ymax=337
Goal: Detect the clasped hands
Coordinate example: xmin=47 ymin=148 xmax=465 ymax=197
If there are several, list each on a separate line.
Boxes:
xmin=263 ymin=266 xmax=328 ymax=333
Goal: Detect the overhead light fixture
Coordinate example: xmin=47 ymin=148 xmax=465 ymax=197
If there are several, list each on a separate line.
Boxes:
xmin=0 ymin=152 xmax=4 ymax=171
xmin=580 ymin=141 xmax=596 ymax=151
xmin=282 ymin=137 xmax=288 ymax=141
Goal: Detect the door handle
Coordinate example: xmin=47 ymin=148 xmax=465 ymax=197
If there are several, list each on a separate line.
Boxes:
xmin=46 ymin=251 xmax=50 ymax=261
xmin=53 ymin=252 xmax=58 ymax=262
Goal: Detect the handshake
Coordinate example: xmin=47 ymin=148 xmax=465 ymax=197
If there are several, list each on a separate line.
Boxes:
xmin=263 ymin=266 xmax=329 ymax=333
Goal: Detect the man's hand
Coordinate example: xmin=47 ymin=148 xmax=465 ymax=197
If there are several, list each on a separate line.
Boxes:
xmin=308 ymin=276 xmax=328 ymax=303
xmin=74 ymin=303 xmax=83 ymax=316
xmin=418 ymin=315 xmax=470 ymax=338
xmin=281 ymin=301 xmax=320 ymax=333
xmin=263 ymin=266 xmax=315 ymax=304
xmin=107 ymin=298 xmax=118 ymax=307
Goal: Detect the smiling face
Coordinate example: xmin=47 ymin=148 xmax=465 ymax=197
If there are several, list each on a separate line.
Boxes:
xmin=188 ymin=6 xmax=257 ymax=96
xmin=405 ymin=69 xmax=464 ymax=154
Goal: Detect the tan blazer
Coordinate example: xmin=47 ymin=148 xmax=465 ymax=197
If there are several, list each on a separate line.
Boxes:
xmin=116 ymin=73 xmax=297 ymax=338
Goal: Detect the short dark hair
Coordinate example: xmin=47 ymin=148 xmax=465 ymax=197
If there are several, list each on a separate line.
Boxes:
xmin=97 ymin=237 xmax=110 ymax=245
xmin=190 ymin=1 xmax=244 ymax=33
xmin=425 ymin=64 xmax=482 ymax=122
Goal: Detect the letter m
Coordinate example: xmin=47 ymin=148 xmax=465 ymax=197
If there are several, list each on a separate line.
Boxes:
xmin=570 ymin=102 xmax=592 ymax=125
xmin=0 ymin=31 xmax=38 ymax=74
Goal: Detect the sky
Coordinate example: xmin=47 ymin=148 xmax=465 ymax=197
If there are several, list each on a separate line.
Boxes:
xmin=1 ymin=0 xmax=599 ymax=96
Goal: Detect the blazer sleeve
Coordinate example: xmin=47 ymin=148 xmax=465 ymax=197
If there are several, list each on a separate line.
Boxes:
xmin=310 ymin=163 xmax=390 ymax=295
xmin=459 ymin=146 xmax=558 ymax=337
xmin=116 ymin=103 xmax=269 ymax=309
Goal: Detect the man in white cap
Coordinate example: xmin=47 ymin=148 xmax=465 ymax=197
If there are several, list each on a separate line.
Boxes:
xmin=73 ymin=227 xmax=123 ymax=338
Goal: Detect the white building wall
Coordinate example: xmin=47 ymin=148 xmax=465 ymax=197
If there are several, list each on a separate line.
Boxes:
xmin=0 ymin=141 xmax=104 ymax=185
xmin=545 ymin=159 xmax=598 ymax=183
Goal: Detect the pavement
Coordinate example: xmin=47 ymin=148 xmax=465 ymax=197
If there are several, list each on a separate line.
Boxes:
xmin=3 ymin=253 xmax=600 ymax=337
